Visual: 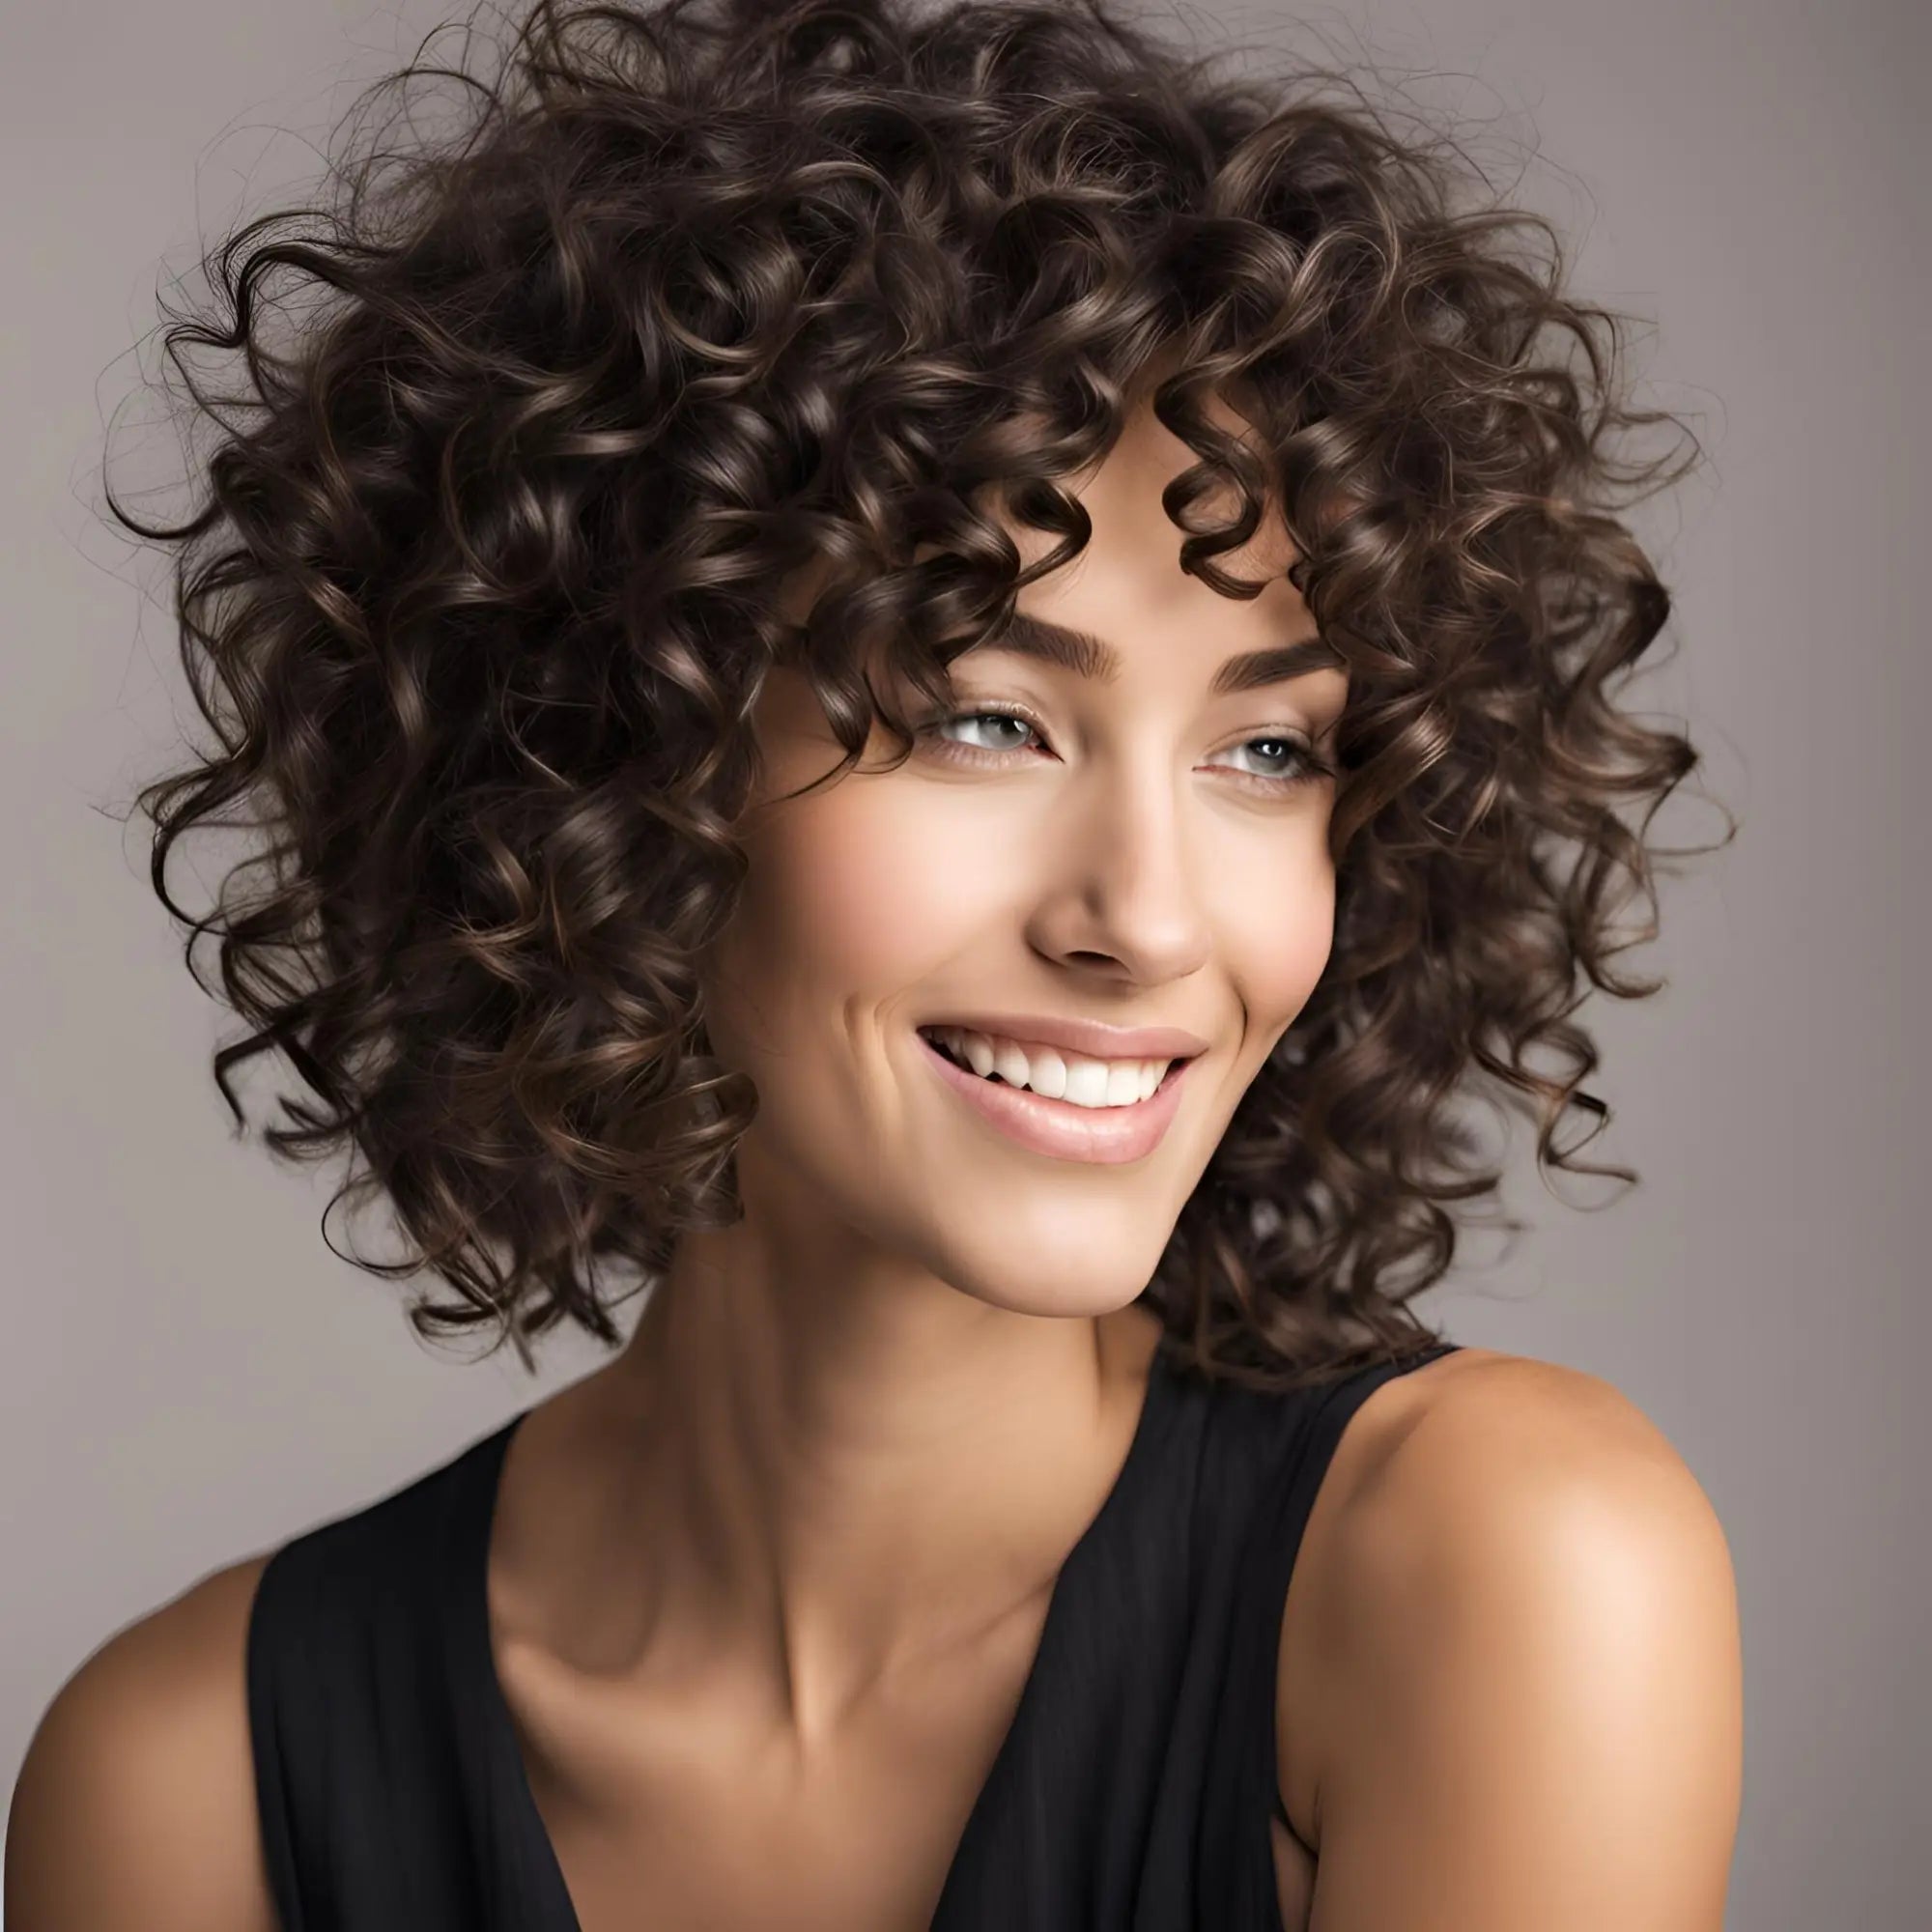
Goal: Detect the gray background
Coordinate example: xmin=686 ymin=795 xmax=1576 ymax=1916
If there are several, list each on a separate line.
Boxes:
xmin=3 ymin=2 xmax=1923 ymax=1923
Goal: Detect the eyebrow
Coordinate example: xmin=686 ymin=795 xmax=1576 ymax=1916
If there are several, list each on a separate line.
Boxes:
xmin=964 ymin=610 xmax=1346 ymax=696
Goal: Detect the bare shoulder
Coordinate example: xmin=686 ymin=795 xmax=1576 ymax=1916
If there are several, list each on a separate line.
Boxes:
xmin=1312 ymin=1343 xmax=1721 ymax=1535
xmin=1275 ymin=1347 xmax=1743 ymax=1928
xmin=6 ymin=1552 xmax=281 ymax=1931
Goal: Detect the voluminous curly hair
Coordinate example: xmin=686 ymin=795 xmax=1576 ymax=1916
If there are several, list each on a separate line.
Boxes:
xmin=115 ymin=0 xmax=1727 ymax=1391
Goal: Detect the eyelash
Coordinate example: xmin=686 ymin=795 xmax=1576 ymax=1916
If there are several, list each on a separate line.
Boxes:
xmin=916 ymin=703 xmax=1337 ymax=794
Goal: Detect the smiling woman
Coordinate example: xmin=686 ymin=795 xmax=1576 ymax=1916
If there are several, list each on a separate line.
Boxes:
xmin=707 ymin=387 xmax=1371 ymax=1305
xmin=7 ymin=1 xmax=1741 ymax=1929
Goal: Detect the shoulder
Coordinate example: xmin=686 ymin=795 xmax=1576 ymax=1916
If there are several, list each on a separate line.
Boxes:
xmin=1312 ymin=1348 xmax=1740 ymax=1628
xmin=6 ymin=1554 xmax=281 ymax=1931
xmin=1275 ymin=1348 xmax=1743 ymax=1922
xmin=1321 ymin=1345 xmax=1731 ymax=1553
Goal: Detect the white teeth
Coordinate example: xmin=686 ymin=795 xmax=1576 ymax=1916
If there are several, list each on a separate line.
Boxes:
xmin=991 ymin=1037 xmax=1032 ymax=1090
xmin=1023 ymin=1043 xmax=1068 ymax=1098
xmin=1064 ymin=1055 xmax=1111 ymax=1107
xmin=959 ymin=1032 xmax=998 ymax=1079
xmin=930 ymin=1028 xmax=1168 ymax=1109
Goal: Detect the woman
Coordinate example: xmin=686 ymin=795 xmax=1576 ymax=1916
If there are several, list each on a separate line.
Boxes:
xmin=8 ymin=0 xmax=1742 ymax=1926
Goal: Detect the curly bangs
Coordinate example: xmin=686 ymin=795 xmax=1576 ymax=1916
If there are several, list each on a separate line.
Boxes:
xmin=113 ymin=0 xmax=1725 ymax=1388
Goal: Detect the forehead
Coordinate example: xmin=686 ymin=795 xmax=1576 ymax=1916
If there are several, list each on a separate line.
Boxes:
xmin=1006 ymin=385 xmax=1299 ymax=585
xmin=971 ymin=388 xmax=1321 ymax=685
xmin=780 ymin=373 xmax=1320 ymax=671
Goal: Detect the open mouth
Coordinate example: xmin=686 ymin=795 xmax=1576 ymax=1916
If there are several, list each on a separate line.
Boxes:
xmin=912 ymin=1022 xmax=1194 ymax=1162
xmin=915 ymin=1026 xmax=1182 ymax=1106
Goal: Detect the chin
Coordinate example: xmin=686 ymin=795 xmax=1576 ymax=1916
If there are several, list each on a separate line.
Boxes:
xmin=929 ymin=1232 xmax=1173 ymax=1323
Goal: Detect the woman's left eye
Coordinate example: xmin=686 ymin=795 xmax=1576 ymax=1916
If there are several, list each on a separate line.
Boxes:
xmin=918 ymin=707 xmax=1334 ymax=792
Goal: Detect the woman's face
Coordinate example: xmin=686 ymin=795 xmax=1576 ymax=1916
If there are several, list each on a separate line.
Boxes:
xmin=697 ymin=392 xmax=1349 ymax=1322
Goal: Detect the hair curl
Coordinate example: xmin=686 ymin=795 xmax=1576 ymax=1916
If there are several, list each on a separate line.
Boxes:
xmin=112 ymin=0 xmax=1730 ymax=1391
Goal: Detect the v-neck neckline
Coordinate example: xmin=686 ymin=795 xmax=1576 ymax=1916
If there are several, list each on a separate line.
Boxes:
xmin=451 ymin=1344 xmax=1177 ymax=1931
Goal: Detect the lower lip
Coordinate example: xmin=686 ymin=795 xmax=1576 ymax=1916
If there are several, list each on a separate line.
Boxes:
xmin=915 ymin=1031 xmax=1193 ymax=1164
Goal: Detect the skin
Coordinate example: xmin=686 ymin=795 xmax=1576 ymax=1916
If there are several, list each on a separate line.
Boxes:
xmin=6 ymin=387 xmax=1743 ymax=1930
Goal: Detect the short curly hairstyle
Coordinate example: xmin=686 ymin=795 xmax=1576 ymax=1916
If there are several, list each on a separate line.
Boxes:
xmin=114 ymin=0 xmax=1727 ymax=1390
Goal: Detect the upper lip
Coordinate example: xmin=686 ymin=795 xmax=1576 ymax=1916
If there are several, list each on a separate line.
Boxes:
xmin=918 ymin=1010 xmax=1210 ymax=1063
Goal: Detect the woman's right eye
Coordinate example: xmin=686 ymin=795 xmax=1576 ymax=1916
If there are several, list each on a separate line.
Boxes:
xmin=935 ymin=715 xmax=1043 ymax=750
xmin=923 ymin=707 xmax=1042 ymax=757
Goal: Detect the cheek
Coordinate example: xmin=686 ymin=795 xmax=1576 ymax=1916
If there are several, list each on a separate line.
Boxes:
xmin=1232 ymin=843 xmax=1337 ymax=1030
xmin=724 ymin=785 xmax=980 ymax=1014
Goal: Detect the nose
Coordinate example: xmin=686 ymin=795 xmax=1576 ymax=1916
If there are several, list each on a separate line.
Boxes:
xmin=1027 ymin=758 xmax=1215 ymax=986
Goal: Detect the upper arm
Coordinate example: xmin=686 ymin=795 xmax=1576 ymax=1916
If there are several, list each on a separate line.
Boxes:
xmin=1294 ymin=1357 xmax=1743 ymax=1932
xmin=6 ymin=1556 xmax=281 ymax=1932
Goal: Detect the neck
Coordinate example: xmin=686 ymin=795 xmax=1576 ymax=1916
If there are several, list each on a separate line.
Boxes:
xmin=582 ymin=1221 xmax=1163 ymax=1744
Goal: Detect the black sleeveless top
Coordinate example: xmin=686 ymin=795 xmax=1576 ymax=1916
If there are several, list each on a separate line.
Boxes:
xmin=246 ymin=1337 xmax=1458 ymax=1930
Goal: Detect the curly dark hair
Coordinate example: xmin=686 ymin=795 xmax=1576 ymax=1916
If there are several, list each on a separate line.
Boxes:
xmin=110 ymin=0 xmax=1729 ymax=1391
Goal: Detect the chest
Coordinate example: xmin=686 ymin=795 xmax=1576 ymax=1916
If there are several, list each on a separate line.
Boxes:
xmin=501 ymin=1597 xmax=1058 ymax=1932
xmin=504 ymin=1643 xmax=1320 ymax=1932
xmin=537 ymin=1795 xmax=1318 ymax=1932
xmin=533 ymin=1782 xmax=972 ymax=1931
